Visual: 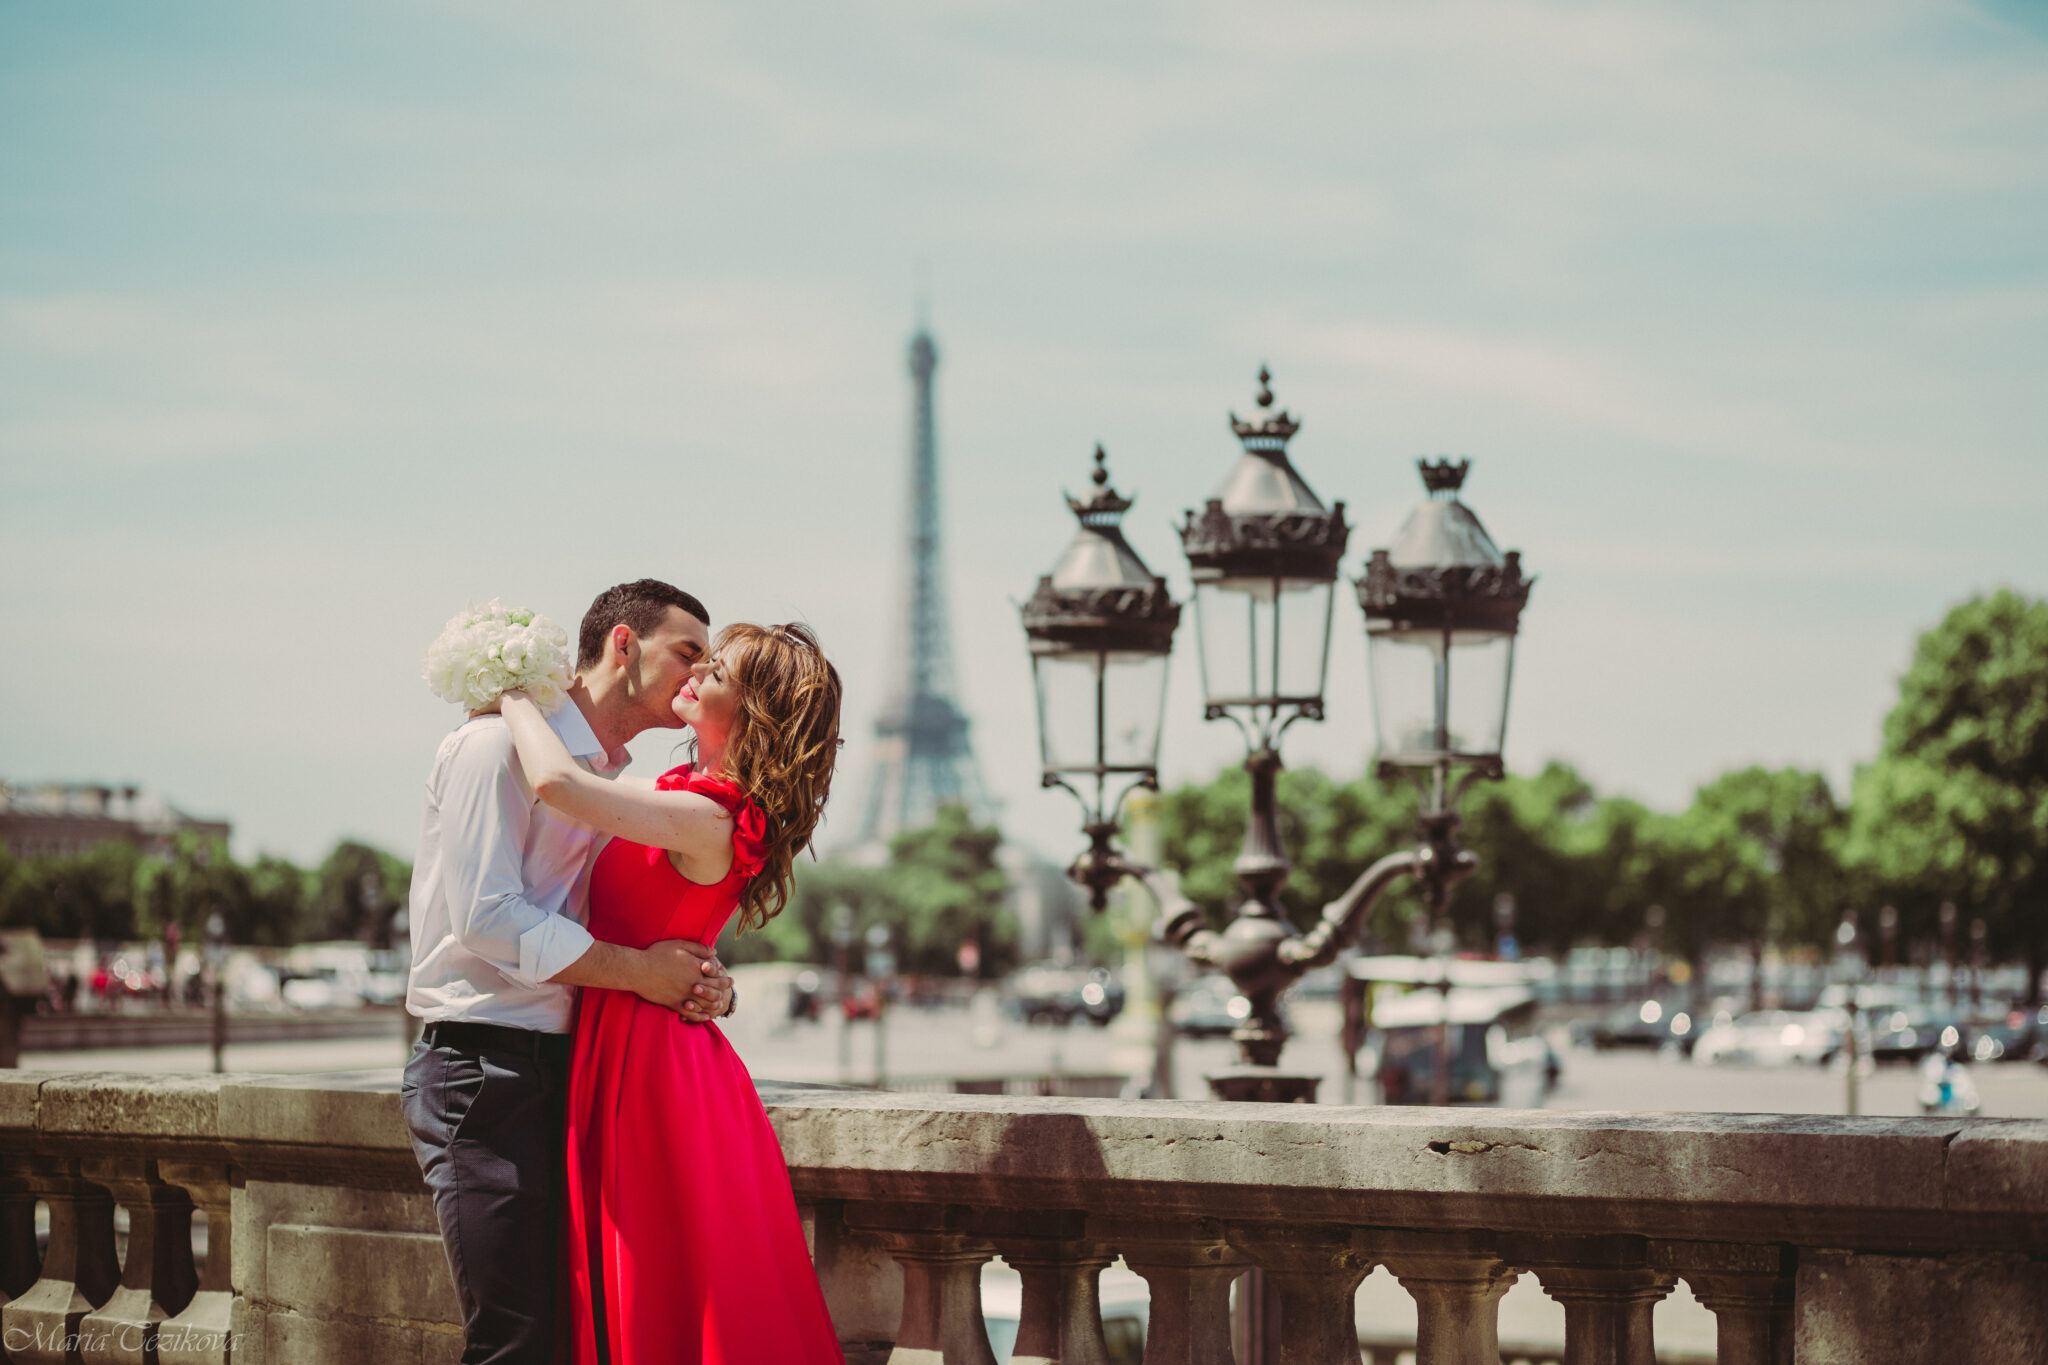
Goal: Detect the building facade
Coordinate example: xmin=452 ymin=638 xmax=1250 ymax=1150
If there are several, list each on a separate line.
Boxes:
xmin=0 ymin=782 xmax=231 ymax=859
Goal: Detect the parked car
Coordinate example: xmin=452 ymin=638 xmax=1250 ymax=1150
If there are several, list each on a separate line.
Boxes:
xmin=1967 ymin=1006 xmax=2046 ymax=1063
xmin=1865 ymin=1008 xmax=1965 ymax=1065
xmin=278 ymin=967 xmax=360 ymax=1011
xmin=1007 ymin=967 xmax=1125 ymax=1027
xmin=1691 ymin=1010 xmax=1839 ymax=1066
xmin=1169 ymin=974 xmax=1250 ymax=1038
xmin=1590 ymin=997 xmax=1700 ymax=1053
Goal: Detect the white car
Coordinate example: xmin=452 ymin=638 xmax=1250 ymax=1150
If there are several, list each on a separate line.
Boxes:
xmin=1691 ymin=1010 xmax=1838 ymax=1066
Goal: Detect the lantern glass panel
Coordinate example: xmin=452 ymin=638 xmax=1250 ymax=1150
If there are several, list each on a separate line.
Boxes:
xmin=1033 ymin=649 xmax=1170 ymax=774
xmin=1368 ymin=627 xmax=1515 ymax=764
xmin=1193 ymin=576 xmax=1334 ymax=710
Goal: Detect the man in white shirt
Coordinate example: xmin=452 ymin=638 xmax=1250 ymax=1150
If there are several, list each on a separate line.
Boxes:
xmin=400 ymin=579 xmax=735 ymax=1365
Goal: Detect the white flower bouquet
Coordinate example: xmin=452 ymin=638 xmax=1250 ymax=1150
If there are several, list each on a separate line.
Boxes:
xmin=422 ymin=599 xmax=573 ymax=713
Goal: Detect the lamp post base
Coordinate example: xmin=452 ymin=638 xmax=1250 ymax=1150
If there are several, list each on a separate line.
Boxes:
xmin=1205 ymin=1066 xmax=1320 ymax=1105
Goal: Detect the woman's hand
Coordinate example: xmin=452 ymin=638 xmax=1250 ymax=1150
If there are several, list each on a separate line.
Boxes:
xmin=470 ymin=688 xmax=533 ymax=720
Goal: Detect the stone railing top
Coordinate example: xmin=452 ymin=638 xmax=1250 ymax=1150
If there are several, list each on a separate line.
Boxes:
xmin=2 ymin=1070 xmax=2041 ymax=1255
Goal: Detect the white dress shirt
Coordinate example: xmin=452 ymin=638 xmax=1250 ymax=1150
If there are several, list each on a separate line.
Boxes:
xmin=404 ymin=704 xmax=615 ymax=1033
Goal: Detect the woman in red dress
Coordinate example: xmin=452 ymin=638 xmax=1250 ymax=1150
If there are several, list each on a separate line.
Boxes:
xmin=501 ymin=622 xmax=845 ymax=1365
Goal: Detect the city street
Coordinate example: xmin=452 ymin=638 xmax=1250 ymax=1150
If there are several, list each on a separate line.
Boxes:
xmin=25 ymin=995 xmax=2048 ymax=1121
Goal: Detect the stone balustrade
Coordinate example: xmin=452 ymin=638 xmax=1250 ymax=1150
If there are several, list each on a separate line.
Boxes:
xmin=0 ymin=1069 xmax=2041 ymax=1364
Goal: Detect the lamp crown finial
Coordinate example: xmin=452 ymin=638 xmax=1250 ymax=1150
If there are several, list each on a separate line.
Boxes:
xmin=1229 ymin=365 xmax=1301 ymax=444
xmin=1069 ymin=443 xmax=1133 ymax=522
xmin=1419 ymin=457 xmax=1471 ymax=495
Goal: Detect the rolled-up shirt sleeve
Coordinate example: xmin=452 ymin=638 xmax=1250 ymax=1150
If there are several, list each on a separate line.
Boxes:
xmin=438 ymin=733 xmax=597 ymax=989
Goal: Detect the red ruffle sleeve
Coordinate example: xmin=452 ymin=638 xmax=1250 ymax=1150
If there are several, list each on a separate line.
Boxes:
xmin=655 ymin=764 xmax=768 ymax=879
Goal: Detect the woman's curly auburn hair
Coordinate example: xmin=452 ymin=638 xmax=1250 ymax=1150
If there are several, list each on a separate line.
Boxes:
xmin=714 ymin=622 xmax=842 ymax=934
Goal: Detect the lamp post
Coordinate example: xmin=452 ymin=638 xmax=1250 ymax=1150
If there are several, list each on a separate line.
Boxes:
xmin=1359 ymin=458 xmax=1533 ymax=1104
xmin=1940 ymin=902 xmax=1959 ymax=1007
xmin=1836 ymin=911 xmax=1866 ymax=1115
xmin=1970 ymin=916 xmax=1988 ymax=1013
xmin=1161 ymin=369 xmax=1350 ymax=1101
xmin=360 ymin=869 xmax=385 ymax=948
xmin=829 ymin=904 xmax=855 ymax=1083
xmin=204 ymin=910 xmax=229 ymax=1075
xmin=1019 ymin=444 xmax=1183 ymax=909
xmin=1154 ymin=450 xmax=1532 ymax=1104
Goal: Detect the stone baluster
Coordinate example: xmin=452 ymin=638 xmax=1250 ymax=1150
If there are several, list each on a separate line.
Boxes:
xmin=0 ymin=1171 xmax=42 ymax=1308
xmin=1225 ymin=1222 xmax=1374 ymax=1365
xmin=980 ymin=1210 xmax=1112 ymax=1365
xmin=1505 ymin=1235 xmax=1673 ymax=1365
xmin=804 ymin=1200 xmax=903 ymax=1365
xmin=1 ymin=1158 xmax=119 ymax=1365
xmin=152 ymin=1162 xmax=233 ymax=1365
xmin=1649 ymin=1241 xmax=1793 ymax=1365
xmin=1090 ymin=1217 xmax=1241 ymax=1365
xmin=846 ymin=1202 xmax=999 ymax=1365
xmin=74 ymin=1158 xmax=198 ymax=1365
xmin=1364 ymin=1230 xmax=1518 ymax=1365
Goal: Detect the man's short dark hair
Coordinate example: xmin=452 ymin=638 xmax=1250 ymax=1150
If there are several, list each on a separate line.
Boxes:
xmin=578 ymin=579 xmax=710 ymax=670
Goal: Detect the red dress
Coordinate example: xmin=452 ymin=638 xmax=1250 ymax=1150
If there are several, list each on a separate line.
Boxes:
xmin=566 ymin=764 xmax=844 ymax=1365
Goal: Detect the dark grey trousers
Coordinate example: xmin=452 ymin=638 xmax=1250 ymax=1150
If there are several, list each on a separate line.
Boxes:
xmin=400 ymin=1029 xmax=573 ymax=1365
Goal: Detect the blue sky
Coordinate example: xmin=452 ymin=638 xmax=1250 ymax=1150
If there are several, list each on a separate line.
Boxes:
xmin=4 ymin=0 xmax=2045 ymax=867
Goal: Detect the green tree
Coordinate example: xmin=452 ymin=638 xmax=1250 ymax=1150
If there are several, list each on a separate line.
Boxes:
xmin=880 ymin=805 xmax=1015 ymax=977
xmin=245 ymin=856 xmax=312 ymax=946
xmin=0 ymin=840 xmax=146 ymax=940
xmin=1668 ymin=768 xmax=1844 ymax=1007
xmin=1848 ymin=590 xmax=2048 ymax=1003
xmin=304 ymin=841 xmax=412 ymax=944
xmin=1448 ymin=762 xmax=1614 ymax=952
xmin=724 ymin=805 xmax=1018 ymax=977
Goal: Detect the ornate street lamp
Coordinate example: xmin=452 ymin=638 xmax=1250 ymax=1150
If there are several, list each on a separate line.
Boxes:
xmin=1358 ymin=458 xmax=1533 ymax=1103
xmin=1020 ymin=445 xmax=1182 ymax=908
xmin=1178 ymin=368 xmax=1348 ymax=920
xmin=1358 ymin=458 xmax=1531 ymax=825
xmin=1154 ymin=367 xmax=1350 ymax=1098
xmin=1157 ymin=443 xmax=1535 ymax=1104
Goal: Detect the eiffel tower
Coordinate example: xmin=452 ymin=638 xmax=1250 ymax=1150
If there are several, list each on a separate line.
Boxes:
xmin=858 ymin=325 xmax=991 ymax=843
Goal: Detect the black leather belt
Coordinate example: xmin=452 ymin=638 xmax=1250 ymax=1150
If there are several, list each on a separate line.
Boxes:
xmin=420 ymin=1019 xmax=573 ymax=1059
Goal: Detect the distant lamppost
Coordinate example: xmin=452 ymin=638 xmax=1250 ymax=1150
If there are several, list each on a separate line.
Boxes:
xmin=204 ymin=910 xmax=229 ymax=1075
xmin=1940 ymin=902 xmax=1960 ymax=1007
xmin=1970 ymin=917 xmax=1988 ymax=1013
xmin=829 ymin=904 xmax=855 ymax=1083
xmin=865 ymin=923 xmax=895 ymax=1088
xmin=1837 ymin=910 xmax=1866 ymax=1116
xmin=360 ymin=869 xmax=385 ymax=948
xmin=1018 ymin=444 xmax=1183 ymax=909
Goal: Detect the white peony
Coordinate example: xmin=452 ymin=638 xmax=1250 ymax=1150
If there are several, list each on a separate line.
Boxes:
xmin=422 ymin=599 xmax=573 ymax=713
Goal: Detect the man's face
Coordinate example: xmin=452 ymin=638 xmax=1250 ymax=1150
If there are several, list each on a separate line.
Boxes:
xmin=622 ymin=606 xmax=712 ymax=732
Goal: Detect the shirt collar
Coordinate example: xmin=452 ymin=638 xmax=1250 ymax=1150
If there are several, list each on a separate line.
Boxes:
xmin=547 ymin=700 xmax=607 ymax=762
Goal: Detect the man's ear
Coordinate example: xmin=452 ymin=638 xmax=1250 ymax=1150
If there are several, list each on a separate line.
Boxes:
xmin=611 ymin=623 xmax=634 ymax=663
